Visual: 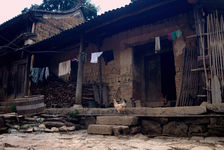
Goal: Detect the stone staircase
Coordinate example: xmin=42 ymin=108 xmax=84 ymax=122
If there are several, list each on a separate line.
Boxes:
xmin=87 ymin=116 xmax=140 ymax=136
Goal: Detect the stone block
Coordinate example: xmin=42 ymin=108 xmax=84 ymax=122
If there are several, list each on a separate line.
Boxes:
xmin=96 ymin=116 xmax=138 ymax=126
xmin=185 ymin=118 xmax=210 ymax=125
xmin=112 ymin=126 xmax=129 ymax=136
xmin=145 ymin=106 xmax=207 ymax=116
xmin=141 ymin=120 xmax=162 ymax=136
xmin=207 ymin=104 xmax=224 ymax=113
xmin=44 ymin=121 xmax=65 ymax=128
xmin=59 ymin=126 xmax=68 ymax=132
xmin=151 ymin=118 xmax=169 ymax=125
xmin=209 ymin=117 xmax=224 ymax=128
xmin=130 ymin=126 xmax=141 ymax=134
xmin=82 ymin=117 xmax=96 ymax=129
xmin=87 ymin=124 xmax=113 ymax=135
xmin=163 ymin=121 xmax=188 ymax=136
xmin=208 ymin=128 xmax=224 ymax=136
xmin=189 ymin=125 xmax=207 ymax=134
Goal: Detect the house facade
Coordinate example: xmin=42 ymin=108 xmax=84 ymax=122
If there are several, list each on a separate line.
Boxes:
xmin=2 ymin=0 xmax=224 ymax=108
xmin=0 ymin=7 xmax=85 ymax=101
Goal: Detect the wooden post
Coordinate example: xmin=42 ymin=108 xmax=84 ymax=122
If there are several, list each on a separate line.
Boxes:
xmin=75 ymin=34 xmax=85 ymax=104
xmin=27 ymin=22 xmax=36 ymax=96
xmin=97 ymin=43 xmax=103 ymax=106
xmin=28 ymin=55 xmax=34 ymax=96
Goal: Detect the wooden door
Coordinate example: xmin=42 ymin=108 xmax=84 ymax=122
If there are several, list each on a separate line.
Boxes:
xmin=16 ymin=64 xmax=27 ymax=98
xmin=144 ymin=55 xmax=161 ymax=102
xmin=8 ymin=64 xmax=17 ymax=99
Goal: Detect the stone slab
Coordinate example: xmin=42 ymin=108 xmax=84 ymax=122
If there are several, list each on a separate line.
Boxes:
xmin=96 ymin=116 xmax=138 ymax=126
xmin=112 ymin=126 xmax=129 ymax=136
xmin=87 ymin=124 xmax=113 ymax=135
xmin=207 ymin=103 xmax=224 ymax=113
xmin=46 ymin=106 xmax=207 ymax=117
xmin=130 ymin=106 xmax=207 ymax=116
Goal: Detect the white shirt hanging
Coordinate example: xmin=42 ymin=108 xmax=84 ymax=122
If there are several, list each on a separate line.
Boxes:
xmin=155 ymin=36 xmax=161 ymax=53
xmin=90 ymin=52 xmax=103 ymax=63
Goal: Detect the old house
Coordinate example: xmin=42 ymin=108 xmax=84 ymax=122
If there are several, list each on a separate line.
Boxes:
xmin=0 ymin=7 xmax=85 ymax=101
xmin=3 ymin=0 xmax=224 ymax=108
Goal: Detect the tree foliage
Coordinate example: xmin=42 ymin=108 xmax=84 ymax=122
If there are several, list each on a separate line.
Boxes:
xmin=22 ymin=0 xmax=97 ymax=20
xmin=131 ymin=0 xmax=138 ymax=3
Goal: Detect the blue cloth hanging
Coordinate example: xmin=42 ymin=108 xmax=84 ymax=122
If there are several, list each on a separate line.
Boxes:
xmin=31 ymin=68 xmax=40 ymax=83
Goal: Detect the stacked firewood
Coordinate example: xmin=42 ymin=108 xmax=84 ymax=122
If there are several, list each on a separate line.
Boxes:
xmin=31 ymin=78 xmax=94 ymax=108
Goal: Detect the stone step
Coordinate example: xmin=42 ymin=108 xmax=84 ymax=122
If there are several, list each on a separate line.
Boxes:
xmin=87 ymin=124 xmax=129 ymax=136
xmin=96 ymin=116 xmax=138 ymax=126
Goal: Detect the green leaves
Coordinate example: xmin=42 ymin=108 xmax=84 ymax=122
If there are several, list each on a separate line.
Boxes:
xmin=22 ymin=0 xmax=97 ymax=20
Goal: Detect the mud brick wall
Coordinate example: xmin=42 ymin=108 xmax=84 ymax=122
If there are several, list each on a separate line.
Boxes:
xmin=33 ymin=10 xmax=84 ymax=42
xmin=83 ymin=12 xmax=195 ymax=106
xmin=36 ymin=12 xmax=195 ymax=106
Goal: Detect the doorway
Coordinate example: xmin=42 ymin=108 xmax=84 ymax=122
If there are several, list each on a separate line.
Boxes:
xmin=133 ymin=40 xmax=176 ymax=107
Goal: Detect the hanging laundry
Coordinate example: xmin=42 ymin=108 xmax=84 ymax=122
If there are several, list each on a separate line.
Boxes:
xmin=45 ymin=67 xmax=49 ymax=80
xmin=171 ymin=32 xmax=176 ymax=41
xmin=31 ymin=68 xmax=40 ymax=83
xmin=102 ymin=50 xmax=114 ymax=65
xmin=39 ymin=68 xmax=45 ymax=81
xmin=81 ymin=52 xmax=87 ymax=63
xmin=90 ymin=52 xmax=103 ymax=63
xmin=72 ymin=58 xmax=78 ymax=62
xmin=155 ymin=37 xmax=161 ymax=53
xmin=168 ymin=33 xmax=172 ymax=41
xmin=176 ymin=30 xmax=182 ymax=38
xmin=58 ymin=60 xmax=71 ymax=77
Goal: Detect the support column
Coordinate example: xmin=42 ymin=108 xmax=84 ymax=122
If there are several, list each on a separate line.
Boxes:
xmin=97 ymin=43 xmax=103 ymax=106
xmin=75 ymin=34 xmax=85 ymax=104
xmin=28 ymin=54 xmax=34 ymax=96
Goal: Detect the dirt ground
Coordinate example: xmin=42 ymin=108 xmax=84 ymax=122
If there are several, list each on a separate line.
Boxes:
xmin=0 ymin=130 xmax=224 ymax=150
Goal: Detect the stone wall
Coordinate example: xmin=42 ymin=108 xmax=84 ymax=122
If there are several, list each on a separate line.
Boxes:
xmin=141 ymin=117 xmax=224 ymax=137
xmin=45 ymin=103 xmax=224 ymax=137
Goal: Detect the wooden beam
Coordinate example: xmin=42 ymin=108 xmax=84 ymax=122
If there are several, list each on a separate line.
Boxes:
xmin=75 ymin=34 xmax=85 ymax=104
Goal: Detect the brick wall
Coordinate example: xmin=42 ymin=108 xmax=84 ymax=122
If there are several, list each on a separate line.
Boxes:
xmin=33 ymin=10 xmax=84 ymax=42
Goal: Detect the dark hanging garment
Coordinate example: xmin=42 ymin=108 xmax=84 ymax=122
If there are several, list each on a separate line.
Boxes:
xmin=102 ymin=50 xmax=114 ymax=65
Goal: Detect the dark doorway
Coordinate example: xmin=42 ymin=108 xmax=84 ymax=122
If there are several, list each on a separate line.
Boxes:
xmin=133 ymin=40 xmax=176 ymax=107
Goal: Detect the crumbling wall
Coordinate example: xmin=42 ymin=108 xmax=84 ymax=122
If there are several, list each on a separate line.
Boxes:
xmin=83 ymin=12 xmax=195 ymax=106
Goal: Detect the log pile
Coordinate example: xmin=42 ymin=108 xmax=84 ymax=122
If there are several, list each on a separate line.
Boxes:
xmin=31 ymin=78 xmax=95 ymax=108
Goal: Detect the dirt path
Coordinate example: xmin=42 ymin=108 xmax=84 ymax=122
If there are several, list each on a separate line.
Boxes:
xmin=0 ymin=130 xmax=224 ymax=150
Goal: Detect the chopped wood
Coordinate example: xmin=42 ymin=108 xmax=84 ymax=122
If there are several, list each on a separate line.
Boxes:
xmin=31 ymin=78 xmax=95 ymax=108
